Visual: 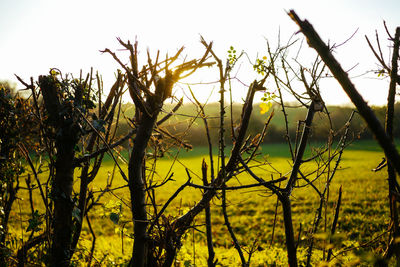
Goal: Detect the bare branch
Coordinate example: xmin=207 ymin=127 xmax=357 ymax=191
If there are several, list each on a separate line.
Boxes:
xmin=288 ymin=10 xmax=400 ymax=176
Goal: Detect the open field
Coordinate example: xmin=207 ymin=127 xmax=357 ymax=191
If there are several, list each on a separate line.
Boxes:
xmin=8 ymin=140 xmax=394 ymax=266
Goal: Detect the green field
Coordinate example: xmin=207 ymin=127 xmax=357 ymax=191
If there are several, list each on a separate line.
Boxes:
xmin=8 ymin=139 xmax=394 ymax=266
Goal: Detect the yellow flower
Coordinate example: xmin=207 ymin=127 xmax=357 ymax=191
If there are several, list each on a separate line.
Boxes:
xmin=260 ymin=102 xmax=272 ymax=114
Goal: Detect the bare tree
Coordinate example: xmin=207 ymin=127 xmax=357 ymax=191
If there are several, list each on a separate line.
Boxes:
xmin=103 ymin=38 xmax=214 ymax=267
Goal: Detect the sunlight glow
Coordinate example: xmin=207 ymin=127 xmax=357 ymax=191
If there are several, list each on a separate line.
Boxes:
xmin=0 ymin=0 xmax=399 ymax=105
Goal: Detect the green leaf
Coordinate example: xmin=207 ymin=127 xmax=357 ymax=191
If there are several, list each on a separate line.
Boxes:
xmin=72 ymin=207 xmax=81 ymax=223
xmin=18 ymin=167 xmax=25 ymax=175
xmin=26 ymin=210 xmax=42 ymax=232
xmin=92 ymin=119 xmax=106 ymax=133
xmin=74 ymin=145 xmax=80 ymax=152
xmin=110 ymin=212 xmax=120 ymax=224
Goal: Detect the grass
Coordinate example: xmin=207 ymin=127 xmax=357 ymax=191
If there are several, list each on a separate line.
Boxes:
xmin=8 ymin=139 xmax=395 ymax=266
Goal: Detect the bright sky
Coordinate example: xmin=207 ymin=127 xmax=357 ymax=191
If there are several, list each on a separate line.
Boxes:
xmin=0 ymin=0 xmax=399 ymax=106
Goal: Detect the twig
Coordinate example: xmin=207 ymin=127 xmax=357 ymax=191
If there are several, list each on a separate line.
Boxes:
xmin=18 ymin=144 xmax=50 ymax=217
xmin=188 ymin=86 xmax=215 ymax=183
xmin=75 ymin=108 xmax=129 ymax=182
xmin=156 ymin=98 xmax=183 ymax=126
xmin=187 ymin=177 xmax=286 ymax=191
xmin=154 ymin=127 xmax=192 ymax=150
xmin=268 ymin=42 xmax=295 ymax=160
xmin=148 ymin=172 xmax=191 ymax=233
xmin=74 ymin=130 xmax=135 ymax=166
xmin=221 ymin=175 xmax=247 ymax=266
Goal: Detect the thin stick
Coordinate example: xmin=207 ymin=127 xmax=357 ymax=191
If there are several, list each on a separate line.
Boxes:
xmin=327 ymin=186 xmax=342 ymax=261
xmin=221 ymin=177 xmax=247 ymax=266
xmin=86 ymin=215 xmax=96 ymax=267
xmin=202 ymin=160 xmax=215 ymax=266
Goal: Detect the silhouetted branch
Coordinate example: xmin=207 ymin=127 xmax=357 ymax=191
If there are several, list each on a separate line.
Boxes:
xmin=288 ymin=10 xmax=400 ymax=176
xmin=384 ymin=26 xmax=400 ymax=262
xmin=16 ymin=233 xmax=46 ymax=267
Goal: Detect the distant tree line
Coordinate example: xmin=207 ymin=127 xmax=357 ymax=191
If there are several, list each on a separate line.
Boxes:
xmin=114 ymin=101 xmax=400 ymax=147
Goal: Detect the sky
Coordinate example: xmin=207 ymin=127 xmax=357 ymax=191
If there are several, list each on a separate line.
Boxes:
xmin=0 ymin=0 xmax=399 ymax=106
